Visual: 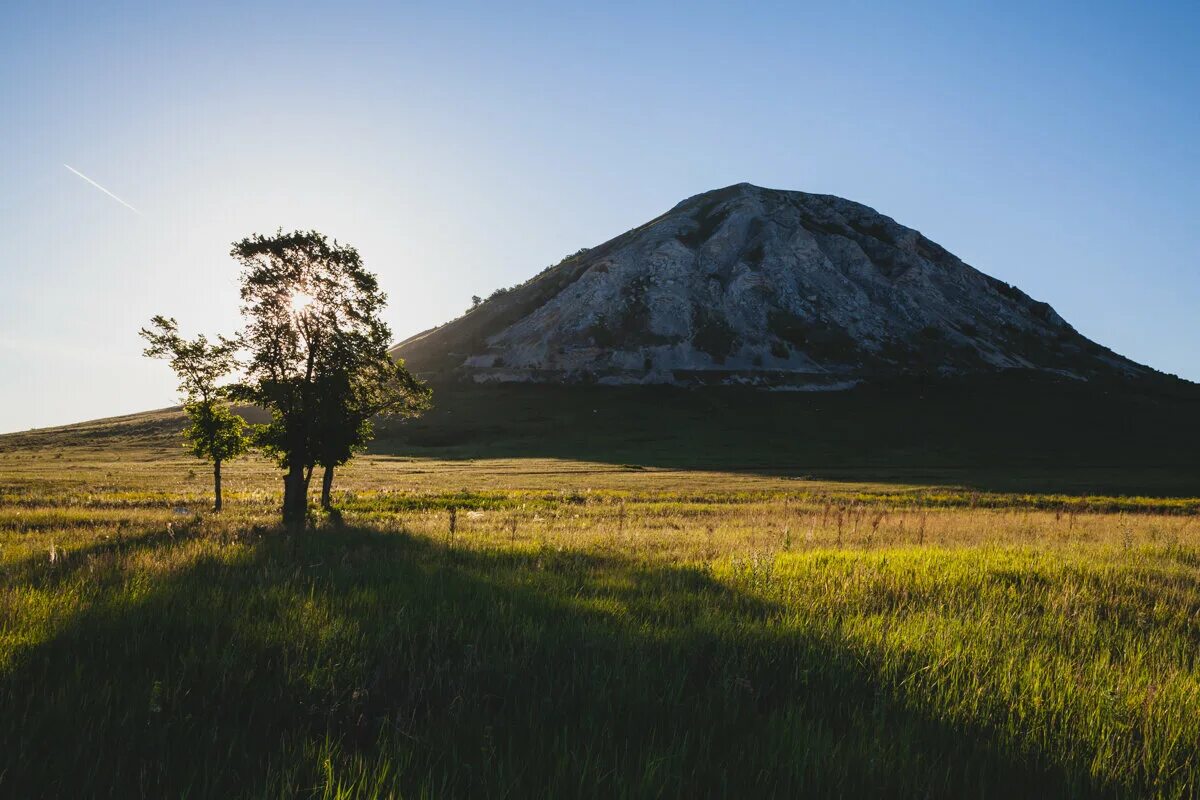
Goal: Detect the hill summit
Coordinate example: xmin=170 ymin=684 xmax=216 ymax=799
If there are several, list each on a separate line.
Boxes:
xmin=393 ymin=183 xmax=1147 ymax=387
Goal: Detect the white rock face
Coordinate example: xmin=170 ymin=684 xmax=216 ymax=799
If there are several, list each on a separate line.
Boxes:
xmin=393 ymin=183 xmax=1146 ymax=386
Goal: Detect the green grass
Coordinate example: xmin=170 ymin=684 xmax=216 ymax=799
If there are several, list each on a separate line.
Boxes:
xmin=2 ymin=441 xmax=1200 ymax=797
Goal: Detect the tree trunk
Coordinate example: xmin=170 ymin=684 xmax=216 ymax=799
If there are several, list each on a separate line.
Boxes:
xmin=321 ymin=465 xmax=335 ymax=510
xmin=282 ymin=461 xmax=308 ymax=526
xmin=213 ymin=459 xmax=223 ymax=512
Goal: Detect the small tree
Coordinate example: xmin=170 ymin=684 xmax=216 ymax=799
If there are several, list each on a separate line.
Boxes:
xmin=140 ymin=316 xmax=249 ymax=511
xmin=471 ymin=295 xmax=482 ymax=309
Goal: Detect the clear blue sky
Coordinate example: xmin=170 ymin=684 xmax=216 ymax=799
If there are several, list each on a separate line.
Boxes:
xmin=2 ymin=0 xmax=1197 ymax=432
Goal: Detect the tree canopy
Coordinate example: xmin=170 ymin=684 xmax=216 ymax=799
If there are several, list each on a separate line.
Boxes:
xmin=140 ymin=316 xmax=249 ymax=511
xmin=228 ymin=229 xmax=429 ymax=523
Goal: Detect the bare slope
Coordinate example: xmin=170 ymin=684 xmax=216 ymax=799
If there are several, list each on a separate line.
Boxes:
xmin=393 ymin=183 xmax=1148 ymax=386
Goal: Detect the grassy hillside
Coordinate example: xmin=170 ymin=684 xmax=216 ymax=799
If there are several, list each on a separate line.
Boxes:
xmin=10 ymin=373 xmax=1193 ymax=494
xmin=375 ymin=374 xmax=1200 ymax=494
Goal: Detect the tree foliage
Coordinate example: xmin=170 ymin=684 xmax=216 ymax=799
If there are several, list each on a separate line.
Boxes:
xmin=228 ymin=229 xmax=429 ymax=523
xmin=139 ymin=316 xmax=249 ymax=511
xmin=140 ymin=316 xmax=240 ymax=405
xmin=181 ymin=400 xmax=249 ymax=462
xmin=311 ymin=356 xmax=432 ymax=509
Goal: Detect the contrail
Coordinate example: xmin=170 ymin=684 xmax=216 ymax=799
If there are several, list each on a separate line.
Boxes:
xmin=63 ymin=163 xmax=141 ymax=214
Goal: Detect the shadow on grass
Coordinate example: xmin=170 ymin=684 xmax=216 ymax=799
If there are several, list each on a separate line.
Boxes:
xmin=0 ymin=523 xmax=1107 ymax=799
xmin=371 ymin=376 xmax=1200 ymax=496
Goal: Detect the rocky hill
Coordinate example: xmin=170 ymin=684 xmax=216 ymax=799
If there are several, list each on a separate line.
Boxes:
xmin=392 ymin=183 xmax=1150 ymax=387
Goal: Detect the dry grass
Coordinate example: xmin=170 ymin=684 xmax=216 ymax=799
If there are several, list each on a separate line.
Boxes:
xmin=2 ymin=448 xmax=1199 ymax=797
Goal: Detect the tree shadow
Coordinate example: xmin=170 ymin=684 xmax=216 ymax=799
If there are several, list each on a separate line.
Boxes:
xmin=0 ymin=524 xmax=1121 ymax=798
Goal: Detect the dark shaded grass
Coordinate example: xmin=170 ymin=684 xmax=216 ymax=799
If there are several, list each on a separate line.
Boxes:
xmin=0 ymin=526 xmax=1089 ymax=799
xmin=373 ymin=375 xmax=1200 ymax=496
xmin=7 ymin=374 xmax=1199 ymax=497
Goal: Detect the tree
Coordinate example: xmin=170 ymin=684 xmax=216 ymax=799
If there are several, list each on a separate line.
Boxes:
xmin=471 ymin=295 xmax=482 ymax=309
xmin=140 ymin=316 xmax=249 ymax=511
xmin=229 ymin=229 xmax=427 ymax=525
xmin=311 ymin=356 xmax=431 ymax=510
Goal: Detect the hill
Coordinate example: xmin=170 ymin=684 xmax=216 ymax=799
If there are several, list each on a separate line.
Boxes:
xmin=6 ymin=183 xmax=1194 ymax=494
xmin=393 ymin=183 xmax=1156 ymax=387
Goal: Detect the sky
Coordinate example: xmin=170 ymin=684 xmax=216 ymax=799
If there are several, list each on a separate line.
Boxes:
xmin=1 ymin=0 xmax=1197 ymax=432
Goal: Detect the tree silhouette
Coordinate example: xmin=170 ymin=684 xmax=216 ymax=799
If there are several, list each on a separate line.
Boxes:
xmin=311 ymin=357 xmax=431 ymax=510
xmin=140 ymin=316 xmax=249 ymax=511
xmin=229 ymin=230 xmax=428 ymax=525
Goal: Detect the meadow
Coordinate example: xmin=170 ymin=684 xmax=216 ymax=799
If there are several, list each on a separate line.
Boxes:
xmin=2 ymin=433 xmax=1199 ymax=798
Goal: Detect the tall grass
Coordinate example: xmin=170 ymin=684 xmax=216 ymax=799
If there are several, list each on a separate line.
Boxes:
xmin=1 ymin=451 xmax=1199 ymax=797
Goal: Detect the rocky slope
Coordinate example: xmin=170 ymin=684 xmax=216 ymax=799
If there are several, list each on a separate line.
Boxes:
xmin=392 ymin=183 xmax=1149 ymax=387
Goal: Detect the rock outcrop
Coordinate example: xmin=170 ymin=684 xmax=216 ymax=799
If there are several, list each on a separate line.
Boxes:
xmin=392 ymin=183 xmax=1147 ymax=386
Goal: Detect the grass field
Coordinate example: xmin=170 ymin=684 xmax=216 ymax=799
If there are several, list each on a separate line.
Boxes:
xmin=2 ymin=423 xmax=1200 ymax=798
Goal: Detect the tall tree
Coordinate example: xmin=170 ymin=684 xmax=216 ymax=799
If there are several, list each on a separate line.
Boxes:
xmin=140 ymin=316 xmax=249 ymax=511
xmin=229 ymin=229 xmax=424 ymax=525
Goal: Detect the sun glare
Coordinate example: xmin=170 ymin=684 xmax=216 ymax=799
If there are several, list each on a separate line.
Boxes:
xmin=290 ymin=290 xmax=316 ymax=315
